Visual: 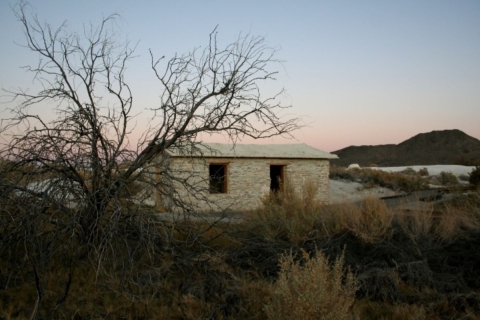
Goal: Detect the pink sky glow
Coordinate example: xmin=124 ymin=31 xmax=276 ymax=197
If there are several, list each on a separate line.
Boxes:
xmin=1 ymin=1 xmax=479 ymax=153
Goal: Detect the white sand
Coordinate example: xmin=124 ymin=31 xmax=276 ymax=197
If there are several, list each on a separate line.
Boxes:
xmin=329 ymin=179 xmax=400 ymax=204
xmin=329 ymin=165 xmax=476 ymax=204
xmin=369 ymin=165 xmax=475 ymax=177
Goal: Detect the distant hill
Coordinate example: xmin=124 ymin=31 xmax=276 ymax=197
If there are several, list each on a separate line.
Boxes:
xmin=332 ymin=129 xmax=480 ymax=167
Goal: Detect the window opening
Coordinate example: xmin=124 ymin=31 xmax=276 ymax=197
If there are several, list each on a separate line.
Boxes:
xmin=270 ymin=165 xmax=284 ymax=192
xmin=209 ymin=164 xmax=227 ymax=194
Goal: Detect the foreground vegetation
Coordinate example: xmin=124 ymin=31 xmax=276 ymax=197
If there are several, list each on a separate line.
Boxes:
xmin=2 ymin=177 xmax=480 ymax=319
xmin=3 ymin=4 xmax=479 ymax=318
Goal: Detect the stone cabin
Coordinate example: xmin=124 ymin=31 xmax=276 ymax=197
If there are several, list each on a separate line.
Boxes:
xmin=155 ymin=143 xmax=338 ymax=213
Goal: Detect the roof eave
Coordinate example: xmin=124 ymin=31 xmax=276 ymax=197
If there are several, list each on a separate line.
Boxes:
xmin=169 ymin=155 xmax=339 ymax=160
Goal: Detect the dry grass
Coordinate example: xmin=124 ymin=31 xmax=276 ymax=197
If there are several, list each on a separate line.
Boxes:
xmin=315 ymin=198 xmax=393 ymax=243
xmin=2 ymin=181 xmax=480 ymax=318
xmin=354 ymin=300 xmax=427 ymax=320
xmin=236 ymin=278 xmax=273 ymax=320
xmin=433 ymin=196 xmax=480 ymax=241
xmin=393 ymin=193 xmax=480 ymax=242
xmin=264 ymin=249 xmax=358 ymax=320
xmin=250 ymin=178 xmax=394 ymax=243
xmin=345 ymin=197 xmax=393 ymax=243
xmin=394 ymin=206 xmax=435 ymax=239
xmin=248 ymin=179 xmax=323 ymax=243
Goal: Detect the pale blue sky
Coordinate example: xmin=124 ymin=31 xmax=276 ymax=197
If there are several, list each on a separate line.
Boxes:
xmin=1 ymin=1 xmax=479 ymax=151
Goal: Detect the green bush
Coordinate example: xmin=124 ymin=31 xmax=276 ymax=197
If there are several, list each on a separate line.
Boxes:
xmin=439 ymin=171 xmax=459 ymax=186
xmin=418 ymin=167 xmax=429 ymax=176
xmin=469 ymin=166 xmax=480 ymax=187
xmin=401 ymin=168 xmax=417 ymax=176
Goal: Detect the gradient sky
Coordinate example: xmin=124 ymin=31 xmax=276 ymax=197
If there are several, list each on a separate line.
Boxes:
xmin=1 ymin=0 xmax=479 ymax=152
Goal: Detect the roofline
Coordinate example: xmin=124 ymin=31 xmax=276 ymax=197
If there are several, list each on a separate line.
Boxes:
xmin=165 ymin=142 xmax=339 ymax=160
xmin=169 ymin=155 xmax=338 ymax=160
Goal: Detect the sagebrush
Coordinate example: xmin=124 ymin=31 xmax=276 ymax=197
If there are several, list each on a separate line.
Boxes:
xmin=264 ymin=249 xmax=358 ymax=320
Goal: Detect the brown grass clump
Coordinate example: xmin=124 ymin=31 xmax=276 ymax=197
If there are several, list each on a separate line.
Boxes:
xmin=236 ymin=278 xmax=274 ymax=320
xmin=316 ymin=197 xmax=392 ymax=243
xmin=433 ymin=196 xmax=480 ymax=242
xmin=418 ymin=167 xmax=429 ymax=176
xmin=249 ymin=179 xmax=323 ymax=243
xmin=355 ymin=300 xmax=427 ymax=320
xmin=250 ymin=180 xmax=393 ymax=243
xmin=394 ymin=206 xmax=435 ymax=239
xmin=438 ymin=171 xmax=459 ymax=185
xmin=346 ymin=197 xmax=393 ymax=243
xmin=264 ymin=249 xmax=358 ymax=320
xmin=393 ymin=193 xmax=480 ymax=242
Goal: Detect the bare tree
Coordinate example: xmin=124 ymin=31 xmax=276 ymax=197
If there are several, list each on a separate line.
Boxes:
xmin=2 ymin=2 xmax=297 ymax=226
xmin=0 ymin=2 xmax=299 ymax=316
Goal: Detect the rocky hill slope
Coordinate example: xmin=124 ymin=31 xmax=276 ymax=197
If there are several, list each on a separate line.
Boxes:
xmin=332 ymin=129 xmax=480 ymax=167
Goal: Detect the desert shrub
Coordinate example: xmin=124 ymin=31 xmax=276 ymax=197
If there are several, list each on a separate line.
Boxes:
xmin=427 ymin=175 xmax=442 ymax=186
xmin=438 ymin=171 xmax=459 ymax=185
xmin=393 ymin=173 xmax=427 ymax=191
xmin=469 ymin=166 xmax=480 ymax=188
xmin=394 ymin=194 xmax=480 ymax=242
xmin=250 ymin=179 xmax=323 ymax=243
xmin=315 ymin=203 xmax=353 ymax=238
xmin=330 ymin=166 xmax=428 ymax=192
xmin=329 ymin=165 xmax=353 ymax=180
xmin=433 ymin=197 xmax=480 ymax=241
xmin=362 ymin=180 xmax=376 ymax=189
xmin=355 ymin=300 xmax=427 ymax=320
xmin=314 ymin=198 xmax=393 ymax=244
xmin=253 ymin=186 xmax=391 ymax=243
xmin=346 ymin=197 xmax=393 ymax=243
xmin=235 ymin=279 xmax=273 ymax=320
xmin=418 ymin=167 xmax=429 ymax=176
xmin=401 ymin=167 xmax=417 ymax=176
xmin=264 ymin=249 xmax=358 ymax=320
xmin=395 ymin=207 xmax=434 ymax=239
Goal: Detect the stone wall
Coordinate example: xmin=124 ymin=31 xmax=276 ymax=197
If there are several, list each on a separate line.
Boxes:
xmin=157 ymin=157 xmax=331 ymax=213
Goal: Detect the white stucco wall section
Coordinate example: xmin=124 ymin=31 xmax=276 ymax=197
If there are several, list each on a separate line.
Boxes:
xmin=159 ymin=157 xmax=331 ymax=213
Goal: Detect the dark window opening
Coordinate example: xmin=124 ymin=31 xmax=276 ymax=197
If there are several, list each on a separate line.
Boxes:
xmin=270 ymin=165 xmax=284 ymax=192
xmin=209 ymin=164 xmax=227 ymax=194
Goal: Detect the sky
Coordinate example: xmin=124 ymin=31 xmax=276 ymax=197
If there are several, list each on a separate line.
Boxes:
xmin=0 ymin=0 xmax=479 ymax=152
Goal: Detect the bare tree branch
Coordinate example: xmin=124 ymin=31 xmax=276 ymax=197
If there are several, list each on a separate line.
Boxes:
xmin=0 ymin=2 xmax=299 ymax=314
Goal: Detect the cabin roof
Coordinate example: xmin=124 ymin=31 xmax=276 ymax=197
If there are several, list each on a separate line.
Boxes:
xmin=167 ymin=143 xmax=338 ymax=159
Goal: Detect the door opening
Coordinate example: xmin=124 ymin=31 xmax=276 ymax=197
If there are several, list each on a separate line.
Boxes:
xmin=270 ymin=165 xmax=284 ymax=192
